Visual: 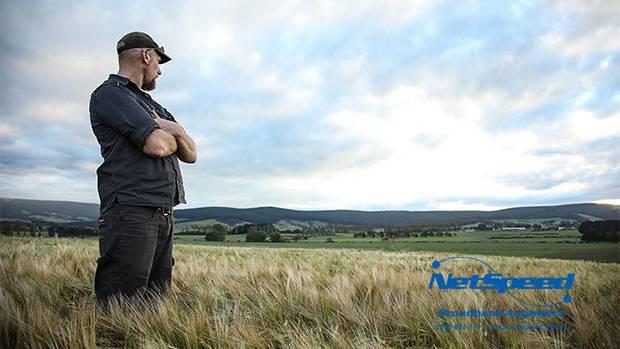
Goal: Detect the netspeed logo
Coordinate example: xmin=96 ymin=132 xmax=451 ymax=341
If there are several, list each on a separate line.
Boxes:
xmin=429 ymin=256 xmax=574 ymax=307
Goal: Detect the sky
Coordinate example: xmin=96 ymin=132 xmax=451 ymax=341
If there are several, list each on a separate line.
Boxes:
xmin=0 ymin=0 xmax=619 ymax=211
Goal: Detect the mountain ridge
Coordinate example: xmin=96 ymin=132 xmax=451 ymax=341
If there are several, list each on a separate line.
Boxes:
xmin=1 ymin=198 xmax=618 ymax=227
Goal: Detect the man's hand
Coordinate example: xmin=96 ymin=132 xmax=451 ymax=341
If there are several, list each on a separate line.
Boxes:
xmin=152 ymin=111 xmax=197 ymax=163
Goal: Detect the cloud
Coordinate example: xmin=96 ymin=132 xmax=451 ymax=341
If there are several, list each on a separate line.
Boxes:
xmin=0 ymin=0 xmax=618 ymax=210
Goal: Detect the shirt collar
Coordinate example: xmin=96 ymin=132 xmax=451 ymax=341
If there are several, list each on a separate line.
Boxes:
xmin=108 ymin=74 xmax=151 ymax=97
xmin=109 ymin=74 xmax=142 ymax=89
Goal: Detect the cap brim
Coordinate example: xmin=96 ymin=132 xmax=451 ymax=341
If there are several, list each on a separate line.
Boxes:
xmin=154 ymin=47 xmax=172 ymax=64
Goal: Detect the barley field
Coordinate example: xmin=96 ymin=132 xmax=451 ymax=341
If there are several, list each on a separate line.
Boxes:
xmin=1 ymin=236 xmax=618 ymax=348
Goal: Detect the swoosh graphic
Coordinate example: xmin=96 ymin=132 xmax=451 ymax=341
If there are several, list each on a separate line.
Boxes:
xmin=433 ymin=256 xmax=571 ymax=307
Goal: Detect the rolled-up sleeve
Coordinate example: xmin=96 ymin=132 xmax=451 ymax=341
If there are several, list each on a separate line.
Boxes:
xmin=93 ymin=86 xmax=160 ymax=149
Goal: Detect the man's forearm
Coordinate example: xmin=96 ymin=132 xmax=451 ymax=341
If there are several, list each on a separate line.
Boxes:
xmin=153 ymin=114 xmax=197 ymax=163
xmin=143 ymin=129 xmax=178 ymax=158
xmin=174 ymin=129 xmax=197 ymax=163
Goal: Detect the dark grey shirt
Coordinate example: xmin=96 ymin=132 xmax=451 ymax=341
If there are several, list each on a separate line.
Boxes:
xmin=90 ymin=74 xmax=186 ymax=215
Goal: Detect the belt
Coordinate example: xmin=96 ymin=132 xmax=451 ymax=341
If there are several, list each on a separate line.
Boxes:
xmin=156 ymin=207 xmax=173 ymax=216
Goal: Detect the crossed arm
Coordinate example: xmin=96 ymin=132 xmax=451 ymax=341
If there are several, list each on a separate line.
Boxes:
xmin=143 ymin=112 xmax=197 ymax=163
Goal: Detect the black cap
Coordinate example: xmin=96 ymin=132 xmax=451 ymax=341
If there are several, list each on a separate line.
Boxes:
xmin=116 ymin=32 xmax=172 ymax=64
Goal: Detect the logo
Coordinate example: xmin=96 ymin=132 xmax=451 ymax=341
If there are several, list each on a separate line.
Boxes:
xmin=429 ymin=256 xmax=574 ymax=307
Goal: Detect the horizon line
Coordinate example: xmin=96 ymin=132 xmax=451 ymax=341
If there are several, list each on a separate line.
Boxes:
xmin=1 ymin=197 xmax=618 ymax=213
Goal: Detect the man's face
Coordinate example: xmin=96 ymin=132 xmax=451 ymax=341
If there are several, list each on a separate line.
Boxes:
xmin=142 ymin=49 xmax=161 ymax=91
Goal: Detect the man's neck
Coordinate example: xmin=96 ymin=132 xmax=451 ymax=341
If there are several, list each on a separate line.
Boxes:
xmin=117 ymin=69 xmax=143 ymax=90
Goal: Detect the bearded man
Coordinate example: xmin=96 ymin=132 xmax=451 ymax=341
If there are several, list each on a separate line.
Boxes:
xmin=89 ymin=32 xmax=196 ymax=307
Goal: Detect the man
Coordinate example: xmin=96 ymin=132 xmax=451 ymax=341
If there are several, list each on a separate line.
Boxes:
xmin=89 ymin=32 xmax=197 ymax=307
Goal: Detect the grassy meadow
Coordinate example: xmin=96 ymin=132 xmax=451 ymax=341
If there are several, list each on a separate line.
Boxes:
xmin=174 ymin=230 xmax=620 ymax=264
xmin=1 ymin=235 xmax=619 ymax=348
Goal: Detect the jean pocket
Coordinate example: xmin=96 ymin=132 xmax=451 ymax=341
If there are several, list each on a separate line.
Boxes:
xmin=119 ymin=207 xmax=155 ymax=224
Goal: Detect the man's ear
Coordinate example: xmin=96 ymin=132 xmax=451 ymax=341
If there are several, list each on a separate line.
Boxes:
xmin=142 ymin=49 xmax=151 ymax=64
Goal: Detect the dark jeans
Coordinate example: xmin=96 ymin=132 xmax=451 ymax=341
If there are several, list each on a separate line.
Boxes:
xmin=94 ymin=204 xmax=175 ymax=308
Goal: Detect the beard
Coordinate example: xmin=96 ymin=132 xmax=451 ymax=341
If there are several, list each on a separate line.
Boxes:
xmin=142 ymin=77 xmax=157 ymax=91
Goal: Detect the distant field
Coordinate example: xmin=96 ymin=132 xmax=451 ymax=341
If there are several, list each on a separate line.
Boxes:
xmin=467 ymin=229 xmax=582 ymax=240
xmin=175 ymin=230 xmax=619 ymax=264
xmin=173 ymin=219 xmax=229 ymax=233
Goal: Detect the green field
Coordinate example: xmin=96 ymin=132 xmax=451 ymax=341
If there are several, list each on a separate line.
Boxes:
xmin=175 ymin=230 xmax=619 ymax=264
xmin=173 ymin=219 xmax=230 ymax=233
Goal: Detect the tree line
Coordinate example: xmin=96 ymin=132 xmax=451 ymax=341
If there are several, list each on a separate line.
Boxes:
xmin=0 ymin=221 xmax=96 ymax=237
xmin=579 ymin=220 xmax=619 ymax=242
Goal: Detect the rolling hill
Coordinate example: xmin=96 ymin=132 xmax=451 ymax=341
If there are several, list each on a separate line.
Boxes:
xmin=1 ymin=198 xmax=618 ymax=228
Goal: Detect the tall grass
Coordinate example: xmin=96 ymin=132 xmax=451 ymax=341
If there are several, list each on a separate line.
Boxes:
xmin=1 ymin=236 xmax=618 ymax=348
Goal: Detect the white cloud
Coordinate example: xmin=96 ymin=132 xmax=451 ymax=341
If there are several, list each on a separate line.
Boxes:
xmin=1 ymin=0 xmax=619 ymax=210
xmin=599 ymin=58 xmax=610 ymax=70
xmin=0 ymin=167 xmax=98 ymax=204
xmin=246 ymin=76 xmax=619 ymax=209
xmin=26 ymin=100 xmax=85 ymax=123
xmin=541 ymin=26 xmax=620 ymax=57
xmin=594 ymin=199 xmax=620 ymax=206
xmin=155 ymin=90 xmax=191 ymax=105
xmin=0 ymin=123 xmax=17 ymax=138
xmin=566 ymin=110 xmax=620 ymax=141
